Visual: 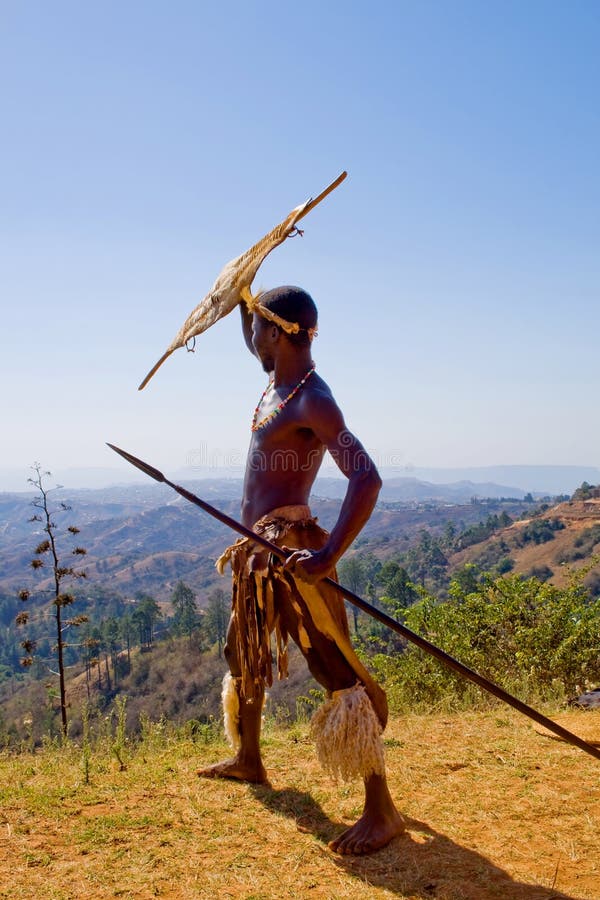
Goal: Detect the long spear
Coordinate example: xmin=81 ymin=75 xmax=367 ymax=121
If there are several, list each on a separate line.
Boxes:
xmin=107 ymin=442 xmax=600 ymax=763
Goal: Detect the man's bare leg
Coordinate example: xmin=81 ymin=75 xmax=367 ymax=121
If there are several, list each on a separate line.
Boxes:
xmin=329 ymin=772 xmax=405 ymax=855
xmin=197 ymin=692 xmax=268 ymax=784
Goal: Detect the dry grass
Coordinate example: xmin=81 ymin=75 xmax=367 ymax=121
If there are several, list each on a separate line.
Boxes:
xmin=0 ymin=709 xmax=599 ymax=899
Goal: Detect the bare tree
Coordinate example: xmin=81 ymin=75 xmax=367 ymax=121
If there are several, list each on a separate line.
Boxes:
xmin=17 ymin=464 xmax=88 ymax=737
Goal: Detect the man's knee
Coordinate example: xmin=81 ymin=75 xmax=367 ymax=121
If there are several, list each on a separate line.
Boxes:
xmin=303 ymin=646 xmax=356 ymax=695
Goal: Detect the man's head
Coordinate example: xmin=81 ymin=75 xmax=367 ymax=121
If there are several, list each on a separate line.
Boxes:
xmin=250 ymin=286 xmax=318 ymax=373
xmin=256 ymin=286 xmax=318 ymax=349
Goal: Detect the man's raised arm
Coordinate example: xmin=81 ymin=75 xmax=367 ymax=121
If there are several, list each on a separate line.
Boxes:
xmin=240 ymin=302 xmax=256 ymax=356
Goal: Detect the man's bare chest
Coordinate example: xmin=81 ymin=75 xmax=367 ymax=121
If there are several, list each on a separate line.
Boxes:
xmin=248 ymin=401 xmax=323 ymax=471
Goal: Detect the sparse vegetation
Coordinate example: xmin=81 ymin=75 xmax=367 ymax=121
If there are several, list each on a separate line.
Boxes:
xmin=470 ymin=539 xmax=515 ymax=576
xmin=572 ymin=481 xmax=600 ymax=500
xmin=525 ymin=564 xmax=554 ymax=582
xmin=454 ymin=512 xmax=513 ymax=550
xmin=514 ymin=517 xmax=565 ymax=547
xmin=555 ymin=524 xmax=600 ymax=564
xmin=16 ymin=465 xmax=89 ymax=736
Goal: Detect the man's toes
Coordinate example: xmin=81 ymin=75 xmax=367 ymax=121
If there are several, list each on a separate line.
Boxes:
xmin=357 ymin=838 xmax=375 ymax=855
xmin=328 ymin=835 xmax=345 ymax=853
xmin=344 ymin=836 xmax=364 ymax=855
xmin=330 ymin=829 xmax=359 ymax=855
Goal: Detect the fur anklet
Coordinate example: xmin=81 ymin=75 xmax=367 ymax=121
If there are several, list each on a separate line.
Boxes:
xmin=311 ymin=683 xmax=385 ymax=781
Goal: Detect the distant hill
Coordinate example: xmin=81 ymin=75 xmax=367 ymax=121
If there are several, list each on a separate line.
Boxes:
xmin=312 ymin=476 xmax=528 ymax=502
xmin=387 ymin=465 xmax=600 ymax=495
xmin=0 ymin=479 xmax=532 ymax=602
xmin=451 ymin=497 xmax=600 ymax=591
xmin=2 ymin=461 xmax=598 ymax=494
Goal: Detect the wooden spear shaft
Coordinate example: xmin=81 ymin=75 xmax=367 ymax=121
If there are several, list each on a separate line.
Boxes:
xmin=107 ymin=442 xmax=600 ymax=763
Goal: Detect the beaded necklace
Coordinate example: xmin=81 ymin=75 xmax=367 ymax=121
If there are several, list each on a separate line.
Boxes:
xmin=251 ymin=364 xmax=316 ymax=432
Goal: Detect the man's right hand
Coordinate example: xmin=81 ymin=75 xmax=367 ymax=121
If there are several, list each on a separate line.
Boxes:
xmin=282 ymin=546 xmax=335 ymax=585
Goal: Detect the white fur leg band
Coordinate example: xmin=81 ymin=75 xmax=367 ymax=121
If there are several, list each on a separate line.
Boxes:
xmin=222 ymin=673 xmax=241 ymax=750
xmin=310 ymin=683 xmax=385 ymax=781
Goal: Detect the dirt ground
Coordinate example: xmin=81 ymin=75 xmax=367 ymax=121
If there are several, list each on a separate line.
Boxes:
xmin=0 ymin=709 xmax=599 ymax=900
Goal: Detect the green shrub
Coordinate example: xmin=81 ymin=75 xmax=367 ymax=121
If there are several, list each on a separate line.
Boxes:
xmin=371 ymin=572 xmax=600 ymax=712
xmin=515 ymin=518 xmax=564 ymax=547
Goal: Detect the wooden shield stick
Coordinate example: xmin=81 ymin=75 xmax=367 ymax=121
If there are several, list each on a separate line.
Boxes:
xmin=107 ymin=442 xmax=600 ymax=763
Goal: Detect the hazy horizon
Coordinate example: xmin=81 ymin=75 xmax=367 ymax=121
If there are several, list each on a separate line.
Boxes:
xmin=2 ymin=461 xmax=598 ymax=496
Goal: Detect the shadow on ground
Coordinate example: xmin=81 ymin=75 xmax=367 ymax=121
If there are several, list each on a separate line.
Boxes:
xmin=251 ymin=784 xmax=581 ymax=900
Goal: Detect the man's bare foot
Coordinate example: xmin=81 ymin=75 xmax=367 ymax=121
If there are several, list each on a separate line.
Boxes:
xmin=197 ymin=757 xmax=268 ymax=784
xmin=329 ymin=772 xmax=405 ymax=855
xmin=329 ymin=807 xmax=405 ymax=855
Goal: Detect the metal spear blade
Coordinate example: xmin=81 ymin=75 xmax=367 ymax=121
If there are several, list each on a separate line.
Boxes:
xmin=106 ymin=443 xmax=166 ymax=484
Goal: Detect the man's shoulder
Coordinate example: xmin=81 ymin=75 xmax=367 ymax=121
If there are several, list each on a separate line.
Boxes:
xmin=303 ymin=372 xmax=336 ymax=406
xmin=306 ymin=370 xmax=334 ymax=395
xmin=297 ymin=373 xmax=344 ymax=430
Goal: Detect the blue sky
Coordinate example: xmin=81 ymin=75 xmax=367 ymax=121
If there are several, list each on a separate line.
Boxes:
xmin=1 ymin=1 xmax=599 ymax=490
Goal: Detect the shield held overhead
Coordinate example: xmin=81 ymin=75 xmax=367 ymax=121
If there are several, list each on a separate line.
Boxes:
xmin=138 ymin=171 xmax=347 ymax=390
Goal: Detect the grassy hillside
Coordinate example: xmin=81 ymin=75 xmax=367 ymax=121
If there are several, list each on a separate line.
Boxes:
xmin=1 ymin=709 xmax=598 ymax=899
xmin=452 ymin=498 xmax=600 ymax=591
xmin=0 ymin=638 xmax=319 ymax=746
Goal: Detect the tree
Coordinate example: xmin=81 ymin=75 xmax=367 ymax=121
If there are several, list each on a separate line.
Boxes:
xmin=442 ymin=521 xmax=457 ymax=549
xmin=452 ymin=563 xmax=480 ymax=594
xmin=404 ymin=530 xmax=449 ymax=589
xmin=378 ymin=560 xmax=418 ymax=611
xmin=16 ymin=464 xmax=88 ymax=736
xmin=205 ymin=588 xmax=229 ymax=657
xmin=337 ymin=556 xmax=366 ymax=634
xmin=573 ymin=481 xmax=600 ymax=501
xmin=132 ymin=595 xmax=162 ymax=650
xmin=120 ymin=613 xmax=134 ymax=668
xmin=170 ymin=581 xmax=200 ymax=643
xmin=103 ymin=617 xmax=122 ymax=685
xmin=81 ymin=627 xmax=101 ymax=700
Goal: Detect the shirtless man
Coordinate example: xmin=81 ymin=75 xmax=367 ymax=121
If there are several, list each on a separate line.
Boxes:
xmin=199 ymin=286 xmax=404 ymax=855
